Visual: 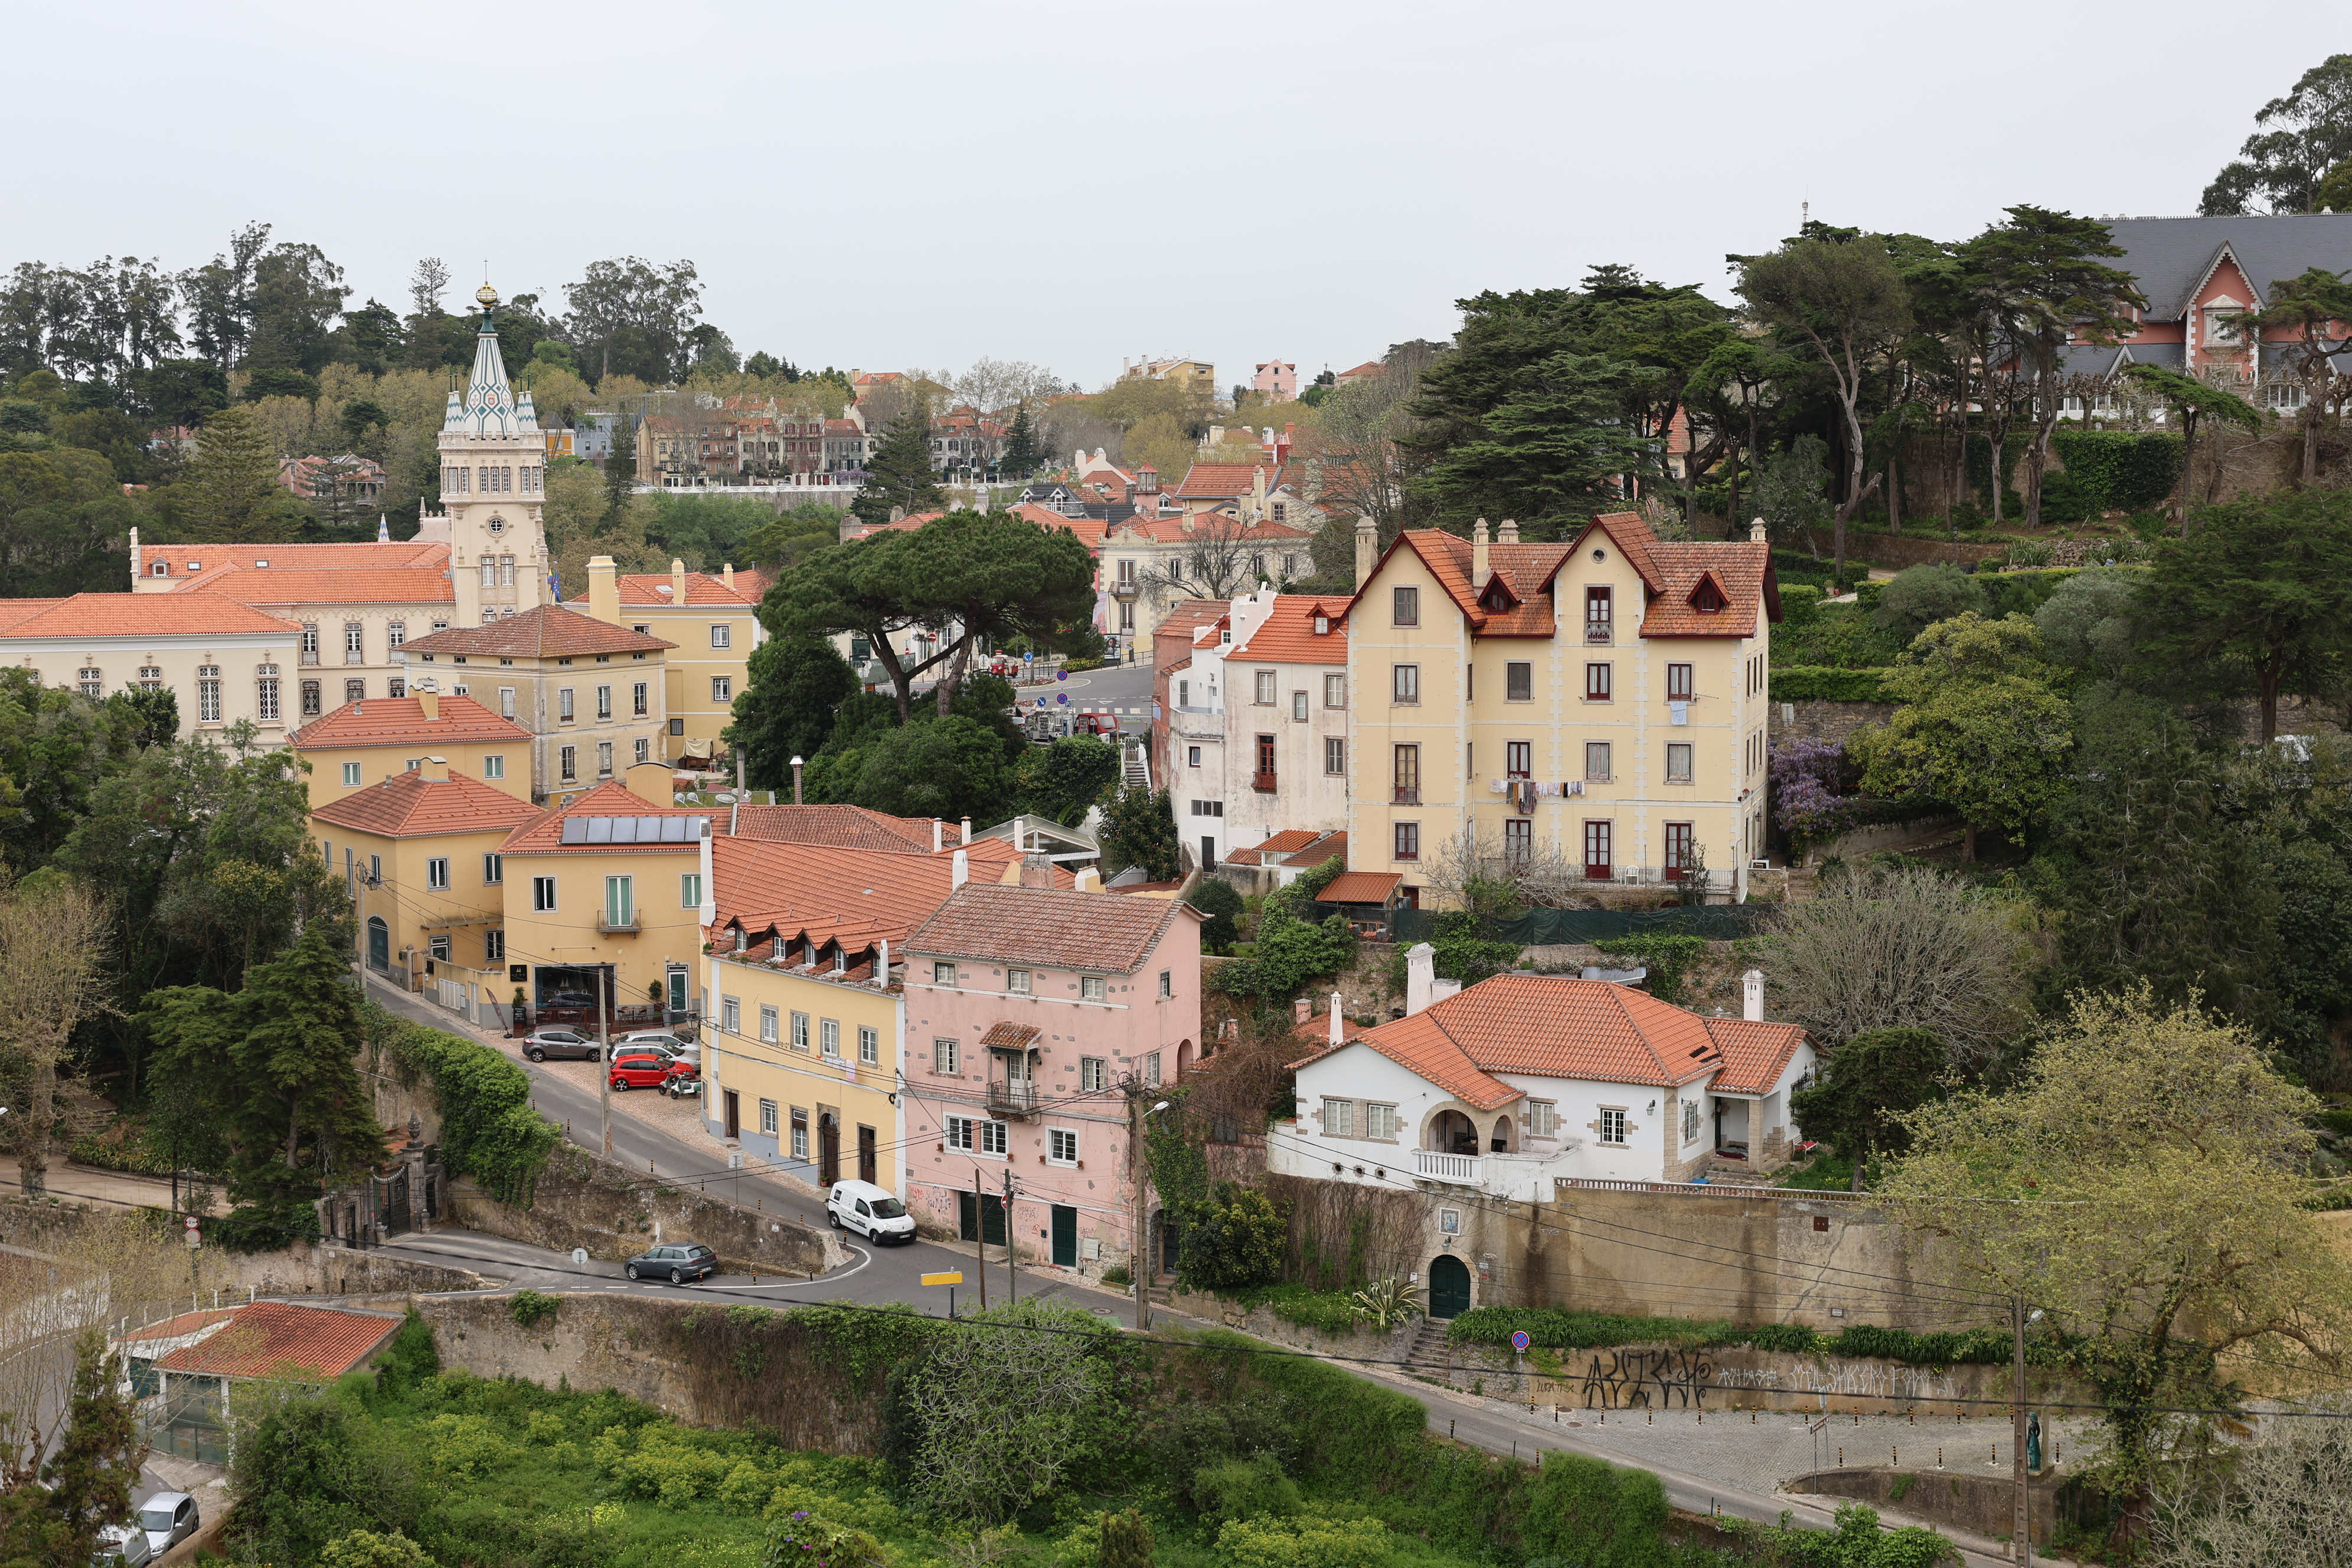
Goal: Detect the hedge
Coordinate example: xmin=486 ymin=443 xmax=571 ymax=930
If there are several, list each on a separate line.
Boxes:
xmin=1769 ymin=665 xmax=1890 ymax=703
xmin=1448 ymin=1306 xmax=2013 ymax=1366
xmin=2049 ymin=429 xmax=2183 ymax=512
xmin=368 ymin=1002 xmax=561 ymax=1201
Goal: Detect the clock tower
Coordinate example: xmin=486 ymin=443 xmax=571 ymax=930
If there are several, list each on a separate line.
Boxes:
xmin=420 ymin=283 xmax=553 ymax=626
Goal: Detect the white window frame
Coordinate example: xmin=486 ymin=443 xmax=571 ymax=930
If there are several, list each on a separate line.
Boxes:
xmin=1080 ymin=975 xmax=1106 ymax=1002
xmin=760 ymin=1099 xmax=779 ymax=1136
xmin=341 ymin=762 xmax=362 ymax=787
xmin=681 ymin=873 xmax=701 ymax=907
xmin=484 ymin=754 xmax=505 ymax=779
xmin=1007 ymin=968 xmax=1031 ymax=994
xmin=1366 ymin=1103 xmax=1399 ymax=1141
xmin=1047 ymin=1128 xmax=1079 ymax=1166
xmin=710 ymin=624 xmax=732 ymax=649
xmin=721 ymin=995 xmax=741 ymax=1033
xmin=1599 ymin=1107 xmax=1629 ymax=1145
xmin=426 ymin=857 xmax=450 ymax=891
xmin=483 ymin=854 xmax=504 ymax=884
xmin=935 ymin=1038 xmax=960 ymax=1076
xmin=858 ymin=1025 xmax=879 ymax=1066
xmin=1323 ymin=1097 xmax=1356 ymax=1138
xmin=1080 ymin=1056 xmax=1107 ymax=1092
xmin=933 ymin=961 xmax=956 ymax=986
xmin=532 ymin=876 xmax=557 ymax=912
xmin=760 ymin=1005 xmax=779 ymax=1044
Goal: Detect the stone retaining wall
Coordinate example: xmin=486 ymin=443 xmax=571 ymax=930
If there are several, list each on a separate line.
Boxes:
xmin=1792 ymin=1465 xmax=2071 ymax=1549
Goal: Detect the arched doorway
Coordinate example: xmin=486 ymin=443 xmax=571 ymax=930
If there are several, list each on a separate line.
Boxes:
xmin=1428 ymin=1254 xmax=1472 ymax=1318
xmin=1428 ymin=1109 xmax=1478 ymax=1155
xmin=1489 ymin=1116 xmax=1514 ymax=1153
xmin=367 ymin=917 xmax=390 ymax=974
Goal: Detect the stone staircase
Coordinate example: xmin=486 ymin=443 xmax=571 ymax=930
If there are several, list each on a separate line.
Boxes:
xmin=1406 ymin=1315 xmax=1455 ymax=1379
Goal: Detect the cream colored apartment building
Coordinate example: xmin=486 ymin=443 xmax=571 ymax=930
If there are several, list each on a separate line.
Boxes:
xmin=1345 ymin=514 xmax=1776 ymax=905
xmin=583 ymin=558 xmax=766 ymax=757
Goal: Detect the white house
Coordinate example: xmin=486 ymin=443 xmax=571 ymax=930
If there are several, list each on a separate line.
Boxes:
xmin=1167 ymin=587 xmax=1350 ymax=870
xmin=1271 ymin=953 xmax=1814 ymax=1200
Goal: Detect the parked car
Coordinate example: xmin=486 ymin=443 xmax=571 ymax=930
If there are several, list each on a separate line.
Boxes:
xmin=606 ymin=1052 xmax=678 ymax=1091
xmin=625 ymin=1243 xmax=716 ymax=1283
xmin=94 ymin=1524 xmax=153 ymax=1567
xmin=619 ymin=1031 xmax=698 ymax=1066
xmin=524 ymin=1028 xmax=601 ymax=1063
xmin=825 ymin=1179 xmax=917 ymax=1245
xmin=137 ymin=1493 xmax=198 ymax=1557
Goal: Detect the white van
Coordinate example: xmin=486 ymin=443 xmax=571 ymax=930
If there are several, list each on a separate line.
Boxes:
xmin=825 ymin=1180 xmax=917 ymax=1245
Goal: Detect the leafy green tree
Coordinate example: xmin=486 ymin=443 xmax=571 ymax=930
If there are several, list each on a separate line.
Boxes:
xmin=228 ymin=1393 xmax=416 ymax=1566
xmin=1789 ymin=1027 xmax=1947 ymax=1176
xmin=1739 ymin=237 xmax=1912 ymax=583
xmin=319 ymin=1529 xmax=435 ymax=1568
xmin=1185 ymin=877 xmax=1244 ymax=953
xmin=1097 ymin=1510 xmax=1155 ymax=1568
xmin=728 ymin=634 xmax=854 ymax=790
xmin=1174 ymin=1182 xmax=1286 ymax=1291
xmin=177 ymin=404 xmax=285 ymax=540
xmin=1749 ymin=435 xmax=1835 ymax=558
xmin=560 ymin=257 xmax=704 ymax=384
xmin=2032 ymin=567 xmax=2142 ymax=681
xmin=904 ymin=1301 xmax=1122 ymax=1523
xmin=0 ymin=1331 xmax=143 ymax=1564
xmin=848 ymin=401 xmax=943 ymax=527
xmin=2118 ymin=364 xmax=2260 ymax=525
xmin=826 ymin=715 xmax=1017 ymax=825
xmin=131 ymin=358 xmax=228 ymax=428
xmin=2248 ymin=266 xmax=2352 ymax=485
xmin=1016 ymin=736 xmax=1120 ymax=825
xmin=2137 ymin=488 xmax=2352 ymax=741
xmin=1872 ymin=563 xmax=1987 ymax=643
xmin=603 ymin=419 xmax=636 ymax=517
xmin=245 ymin=240 xmax=349 ymax=375
xmin=1097 ymin=785 xmax=1180 ymax=882
xmin=2200 ymin=54 xmax=2352 ymax=215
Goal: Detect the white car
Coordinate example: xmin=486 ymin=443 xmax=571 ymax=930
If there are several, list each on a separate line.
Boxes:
xmin=137 ymin=1493 xmax=198 ymax=1557
xmin=825 ymin=1179 xmax=917 ymax=1244
xmin=94 ymin=1524 xmax=153 ymax=1567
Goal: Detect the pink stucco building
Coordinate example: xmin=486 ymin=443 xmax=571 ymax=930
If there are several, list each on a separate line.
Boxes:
xmin=900 ymin=878 xmax=1203 ymax=1276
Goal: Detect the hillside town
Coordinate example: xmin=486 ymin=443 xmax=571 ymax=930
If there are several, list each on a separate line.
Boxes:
xmin=5 ymin=28 xmax=2352 ymax=1568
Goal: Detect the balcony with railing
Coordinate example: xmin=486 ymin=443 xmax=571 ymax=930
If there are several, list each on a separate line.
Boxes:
xmin=1393 ymin=786 xmax=1420 ymax=805
xmin=986 ymin=1080 xmax=1041 ymax=1119
xmin=597 ymin=913 xmax=640 ymax=935
xmin=1252 ymin=770 xmax=1278 ymax=792
xmin=1584 ymin=620 xmax=1613 ymax=645
xmin=1413 ymin=1150 xmax=1480 ymax=1185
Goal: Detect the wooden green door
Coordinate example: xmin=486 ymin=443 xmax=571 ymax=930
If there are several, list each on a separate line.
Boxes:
xmin=1051 ymin=1204 xmax=1078 ymax=1268
xmin=1428 ymin=1254 xmax=1472 ymax=1318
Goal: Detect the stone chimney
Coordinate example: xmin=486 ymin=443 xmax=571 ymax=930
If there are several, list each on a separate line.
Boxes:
xmin=586 ymin=554 xmax=619 ymax=625
xmin=1405 ymin=942 xmax=1435 ymax=1015
xmin=1020 ymin=852 xmax=1054 ymax=888
xmin=419 ymin=755 xmax=449 ymax=782
xmin=876 ymin=938 xmax=890 ymax=985
xmin=671 ymin=557 xmax=688 ymax=605
xmin=1328 ymin=991 xmax=1344 ymax=1044
xmin=932 ymin=819 xmax=943 ymax=852
xmin=951 ymin=849 xmax=969 ymax=888
xmin=1354 ymin=517 xmax=1378 ymax=587
xmin=128 ymin=525 xmax=140 ymax=586
xmin=1074 ymin=867 xmax=1101 ymax=893
xmin=1471 ymin=518 xmax=1489 ymax=588
xmin=1749 ymin=518 xmax=1768 ymax=544
xmin=960 ymin=816 xmax=971 ymax=845
xmin=1497 ymin=518 xmax=1519 ymax=544
xmin=1743 ymin=968 xmax=1765 ymax=1021
xmin=1294 ymin=997 xmax=1313 ymax=1025
xmin=416 ymin=688 xmax=440 ymax=721
xmin=722 ymin=563 xmax=735 ymax=590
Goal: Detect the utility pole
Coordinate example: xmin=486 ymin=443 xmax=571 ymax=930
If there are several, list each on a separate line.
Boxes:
xmin=598 ymin=966 xmax=612 ymax=1158
xmin=2013 ymin=1295 xmax=2030 ymax=1564
xmin=1128 ymin=1084 xmax=1150 ymax=1332
xmin=1004 ymin=1167 xmax=1017 ymax=1305
xmin=974 ymin=1167 xmax=987 ymax=1310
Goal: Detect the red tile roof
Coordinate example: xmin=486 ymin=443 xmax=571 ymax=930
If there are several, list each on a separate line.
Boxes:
xmin=501 ymin=780 xmax=710 ymax=854
xmin=711 ymin=835 xmax=961 ymax=950
xmin=402 ymin=605 xmax=675 ymax=659
xmin=289 ymin=694 xmax=531 ymax=750
xmin=1293 ymin=974 xmax=1806 ymax=1108
xmin=1227 ymin=595 xmax=1349 ymax=663
xmin=0 ymin=593 xmax=302 ymax=639
xmin=615 ymin=573 xmax=760 ymax=607
xmin=311 ymin=767 xmax=543 ymax=838
xmin=189 ymin=567 xmax=457 ymax=606
xmin=1172 ymin=462 xmax=1291 ymax=499
xmin=151 ymin=541 xmax=446 ymax=582
xmin=1288 ymin=830 xmax=1346 ymax=869
xmin=978 ymin=1021 xmax=1043 ymax=1051
xmin=1316 ymin=870 xmax=1400 ymax=905
xmin=730 ymin=804 xmax=940 ymax=853
xmin=1107 ymin=514 xmax=1312 ymax=546
xmin=1700 ymin=1017 xmax=1810 ymax=1095
xmin=148 ymin=1301 xmax=402 ymax=1380
xmin=905 ymin=883 xmax=1197 ymax=975
xmin=851 ymin=504 xmax=1106 ymax=549
xmin=1635 ymin=541 xmax=1776 ymax=638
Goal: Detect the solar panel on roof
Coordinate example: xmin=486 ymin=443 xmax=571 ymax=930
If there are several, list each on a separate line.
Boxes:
xmin=638 ymin=816 xmax=665 ymax=841
xmin=560 ymin=819 xmax=584 ymax=844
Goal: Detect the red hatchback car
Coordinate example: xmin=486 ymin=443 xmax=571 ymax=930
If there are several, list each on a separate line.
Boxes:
xmin=608 ymin=1053 xmax=685 ymax=1092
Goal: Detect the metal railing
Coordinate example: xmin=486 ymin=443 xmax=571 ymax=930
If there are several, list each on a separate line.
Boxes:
xmin=986 ymin=1082 xmax=1041 ymax=1118
xmin=1413 ymin=1149 xmax=1481 ymax=1185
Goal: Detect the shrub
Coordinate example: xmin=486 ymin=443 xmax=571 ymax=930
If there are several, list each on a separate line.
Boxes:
xmin=760 ymin=1508 xmax=886 ymax=1568
xmin=1193 ymin=1454 xmax=1302 ymax=1525
xmin=377 ymin=1311 xmax=439 ymax=1393
xmin=319 ymin=1530 xmax=433 ymax=1568
xmin=372 ymin=1004 xmax=559 ymax=1201
xmin=1188 ymin=878 xmax=1246 ymax=953
xmin=2050 ymin=429 xmax=2183 ymax=513
xmin=1214 ymin=1514 xmax=1389 ymax=1568
xmin=509 ymin=1290 xmax=561 ymax=1330
xmin=1768 ymin=665 xmax=1890 ymax=703
xmin=1097 ymin=1509 xmax=1154 ymax=1568
xmin=1873 ymin=564 xmax=1987 ymax=643
xmin=422 ymin=1413 xmax=514 ymax=1480
xmin=1175 ymin=1184 xmax=1287 ymax=1292
xmin=1593 ymin=934 xmax=1706 ymax=1006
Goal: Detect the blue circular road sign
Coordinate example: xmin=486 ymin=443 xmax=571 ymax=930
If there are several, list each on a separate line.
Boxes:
xmin=1511 ymin=1330 xmax=1531 ymax=1352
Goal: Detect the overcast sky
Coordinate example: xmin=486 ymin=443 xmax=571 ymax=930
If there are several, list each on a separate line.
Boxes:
xmin=3 ymin=1 xmax=2327 ymax=394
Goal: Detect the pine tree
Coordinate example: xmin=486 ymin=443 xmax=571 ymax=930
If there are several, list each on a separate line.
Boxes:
xmin=0 ymin=1331 xmax=143 ymax=1562
xmin=850 ymin=401 xmax=944 ymax=527
xmin=1001 ymin=403 xmax=1042 ymax=477
xmin=605 ymin=417 xmax=637 ymax=521
xmin=179 ymin=404 xmax=283 ymax=540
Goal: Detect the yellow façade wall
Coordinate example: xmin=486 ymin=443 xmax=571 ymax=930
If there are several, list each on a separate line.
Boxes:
xmin=700 ymin=954 xmax=903 ymax=1195
xmin=496 ymin=844 xmax=705 ymax=1010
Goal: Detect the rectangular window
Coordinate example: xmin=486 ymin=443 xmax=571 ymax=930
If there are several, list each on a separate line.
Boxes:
xmin=933 ymin=961 xmax=956 ymax=986
xmin=1144 ymin=1052 xmax=1162 ymax=1086
xmin=1393 ymin=743 xmax=1419 ymax=804
xmin=711 ymin=675 xmax=732 ymax=702
xmin=1158 ymin=969 xmax=1172 ymax=998
xmin=1667 ymin=662 xmax=1694 ymax=701
xmin=485 ymin=930 xmax=505 ymax=961
xmin=532 ymin=875 xmax=557 ymax=912
xmin=1188 ymin=746 xmax=1201 ymax=767
xmin=711 ymin=624 xmax=732 ymax=649
xmin=1048 ymin=1128 xmax=1079 ymax=1165
xmin=484 ymin=853 xmax=504 ymax=884
xmin=429 ymin=934 xmax=450 ymax=961
xmin=1080 ymin=1056 xmax=1107 ymax=1092
xmin=1394 ymin=821 xmax=1420 ymax=860
xmin=1506 ymin=740 xmax=1533 ymax=779
xmin=678 ymin=873 xmax=701 ymax=909
xmin=597 ymin=740 xmax=613 ymax=776
xmin=1666 ymin=742 xmax=1693 ymax=783
xmin=1366 ymin=1103 xmax=1399 ymax=1140
xmin=427 ymin=857 xmax=450 ymax=891
xmin=1007 ymin=968 xmax=1031 ymax=994
xmin=1324 ymin=737 xmax=1346 ymax=775
xmin=1391 ymin=663 xmax=1419 ymax=703
xmin=1585 ymin=586 xmax=1612 ymax=642
xmin=1682 ymin=1097 xmax=1703 ymax=1144
xmin=821 ymin=1018 xmax=841 ymax=1057
xmin=1527 ymin=1100 xmax=1558 ymax=1136
xmin=760 ymin=1099 xmax=779 ymax=1136
xmin=935 ymin=1038 xmax=960 ymax=1075
xmin=722 ymin=995 xmax=740 ymax=1033
xmin=386 ymin=677 xmax=406 ymax=699
xmin=1255 ymin=733 xmax=1276 ymax=783
xmin=633 ymin=681 xmax=649 ymax=716
xmin=1665 ymin=821 xmax=1696 ymax=879
xmin=1291 ymin=689 xmax=1308 ymax=721
xmin=946 ymin=1115 xmax=975 ymax=1152
xmin=300 ymin=680 xmax=321 ymax=716
xmin=559 ymin=745 xmax=576 ymax=780
xmin=760 ymin=1005 xmax=779 ymax=1044
xmin=197 ymin=665 xmax=221 ymax=723
xmin=1392 ymin=585 xmax=1418 ymax=627
xmin=858 ymin=1025 xmax=878 ymax=1066
xmin=256 ymin=670 xmax=280 ymax=722
xmin=791 ymin=1011 xmax=811 ymax=1051
xmin=1600 ymin=1108 xmax=1628 ymax=1145
xmin=499 ymin=687 xmax=515 ymax=720
xmin=1505 ymin=661 xmax=1533 ymax=701
xmin=341 ymin=761 xmax=362 ymax=787
xmin=792 ymin=1108 xmax=809 ymax=1159
xmin=1081 ymin=975 xmax=1106 ymax=1002
xmin=1504 ymin=817 xmax=1531 ymax=863
xmin=345 ymin=622 xmax=364 ymax=658
xmin=604 ymin=874 xmax=633 ymax=928
xmin=1583 ymin=820 xmax=1613 ymax=880
xmin=387 ymin=621 xmax=406 ymax=648
xmin=1323 ymin=672 xmax=1345 ymax=708
xmin=1324 ymin=1097 xmax=1356 ymax=1138
xmin=1255 ymin=670 xmax=1276 ymax=705
xmin=484 ymin=754 xmax=505 ymax=779
xmin=596 ymin=685 xmax=612 ymax=720
xmin=344 ymin=678 xmax=365 ymax=704
xmin=1585 ymin=740 xmax=1611 ymax=783
xmin=301 ymin=623 xmax=319 ymax=657
xmin=558 ymin=688 xmax=575 ymax=721
xmin=1585 ymin=662 xmax=1611 ymax=701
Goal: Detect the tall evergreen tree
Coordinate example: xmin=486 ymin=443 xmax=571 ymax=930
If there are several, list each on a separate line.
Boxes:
xmin=850 ymin=401 xmax=944 ymax=527
xmin=1001 ymin=403 xmax=1042 ymax=477
xmin=605 ymin=419 xmax=637 ymax=522
xmin=0 ymin=1331 xmax=143 ymax=1560
xmin=178 ymin=404 xmax=283 ymax=540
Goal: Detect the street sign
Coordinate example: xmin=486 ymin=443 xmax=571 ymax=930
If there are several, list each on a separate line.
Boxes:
xmin=920 ymin=1270 xmax=964 ymax=1286
xmin=571 ymin=1247 xmax=590 ymax=1269
xmin=1056 ymin=669 xmax=1067 ymax=682
xmin=1511 ymin=1329 xmax=1531 ymax=1352
xmin=184 ymin=1215 xmax=200 ymax=1249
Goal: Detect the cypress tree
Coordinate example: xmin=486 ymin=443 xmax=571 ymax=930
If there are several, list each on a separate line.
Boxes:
xmin=1098 ymin=1510 xmax=1154 ymax=1568
xmin=850 ymin=400 xmax=944 ymax=527
xmin=1001 ymin=402 xmax=1042 ymax=478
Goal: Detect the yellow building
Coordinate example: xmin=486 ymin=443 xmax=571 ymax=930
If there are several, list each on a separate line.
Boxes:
xmin=1345 ymin=514 xmax=1777 ymax=904
xmin=311 ymin=759 xmax=541 ymax=1008
xmin=583 ymin=557 xmax=766 ymax=759
xmin=496 ymin=780 xmax=713 ymax=1018
xmin=290 ymin=691 xmax=534 ymax=812
xmin=0 ymin=592 xmax=301 ymax=743
xmin=698 ymin=835 xmax=964 ymax=1194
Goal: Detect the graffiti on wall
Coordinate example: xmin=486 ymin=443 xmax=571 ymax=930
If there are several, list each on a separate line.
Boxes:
xmin=1578 ymin=1347 xmax=1716 ymax=1409
xmin=1714 ymin=1360 xmax=1958 ymax=1403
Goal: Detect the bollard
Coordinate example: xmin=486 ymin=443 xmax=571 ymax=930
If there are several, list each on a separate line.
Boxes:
xmin=1449 ymin=1420 xmax=1455 ymax=1438
xmin=1647 ymin=1409 xmax=1654 ymax=1426
xmin=1752 ymin=1410 xmax=1757 ymax=1423
xmin=1908 ymin=1408 xmax=1915 ymax=1425
xmin=1937 ymin=1448 xmax=1943 ymax=1469
xmin=1697 ymin=1409 xmax=1703 ymax=1425
xmin=1837 ymin=1447 xmax=1843 ymax=1467
xmin=1892 ymin=1446 xmax=1898 ymax=1466
xmin=1992 ymin=1443 xmax=1999 ymax=1466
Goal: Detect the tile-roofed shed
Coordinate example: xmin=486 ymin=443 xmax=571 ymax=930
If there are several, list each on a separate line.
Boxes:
xmin=904 ymin=882 xmax=1198 ymax=975
xmin=289 ymin=694 xmax=532 ymax=751
xmin=311 ymin=766 xmax=544 ymax=838
xmin=147 ymin=1301 xmax=403 ymax=1380
xmin=401 ymin=604 xmax=674 ymax=659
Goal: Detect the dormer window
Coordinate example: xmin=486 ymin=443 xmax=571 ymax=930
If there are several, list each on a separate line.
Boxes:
xmin=254 ymin=558 xmax=269 ymax=568
xmin=151 ymin=561 xmax=168 ymax=576
xmin=1313 ymin=615 xmax=1329 ymax=635
xmin=1688 ymin=574 xmax=1729 ymax=614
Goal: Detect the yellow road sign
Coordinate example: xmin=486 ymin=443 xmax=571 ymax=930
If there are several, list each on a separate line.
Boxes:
xmin=920 ymin=1270 xmax=964 ymax=1286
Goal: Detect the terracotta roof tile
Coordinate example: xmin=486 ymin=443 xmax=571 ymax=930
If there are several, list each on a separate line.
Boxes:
xmin=311 ymin=767 xmax=543 ymax=838
xmin=152 ymin=541 xmax=446 ymax=584
xmin=289 ymin=694 xmax=532 ymax=750
xmin=1316 ymin=870 xmax=1400 ymax=905
xmin=188 ymin=567 xmax=456 ymax=606
xmin=1246 ymin=829 xmax=1322 ymax=856
xmin=615 ymin=573 xmax=760 ymax=607
xmin=403 ymin=605 xmax=674 ymax=659
xmin=0 ymin=599 xmax=63 ymax=633
xmin=1287 ymin=830 xmax=1346 ymax=868
xmin=729 ymin=804 xmax=937 ymax=854
xmin=501 ymin=780 xmax=710 ymax=854
xmin=1638 ymin=541 xmax=1775 ymax=638
xmin=711 ymin=836 xmax=961 ymax=950
xmin=1700 ymin=1017 xmax=1809 ymax=1095
xmin=1107 ymin=514 xmax=1312 ymax=545
xmin=0 ymin=593 xmax=302 ymax=639
xmin=978 ymin=1021 xmax=1042 ymax=1051
xmin=149 ymin=1302 xmax=402 ymax=1380
xmin=1172 ymin=462 xmax=1291 ymax=499
xmin=1227 ymin=596 xmax=1349 ymax=663
xmin=906 ymin=883 xmax=1195 ymax=974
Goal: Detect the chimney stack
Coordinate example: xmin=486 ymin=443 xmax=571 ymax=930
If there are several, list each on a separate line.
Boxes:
xmin=1498 ymin=518 xmax=1519 ymax=544
xmin=1328 ymin=991 xmax=1344 ymax=1044
xmin=419 ymin=755 xmax=449 ymax=782
xmin=417 ymin=688 xmax=440 ymax=721
xmin=1074 ymin=866 xmax=1101 ymax=893
xmin=1471 ymin=518 xmax=1490 ymax=588
xmin=1405 ymin=942 xmax=1435 ymax=1015
xmin=671 ymin=557 xmax=688 ymax=606
xmin=587 ymin=554 xmax=619 ymax=626
xmin=1354 ymin=517 xmax=1378 ymax=587
xmin=1749 ymin=518 xmax=1768 ymax=544
xmin=1293 ymin=997 xmax=1312 ymax=1025
xmin=1742 ymin=968 xmax=1765 ymax=1022
xmin=932 ymin=819 xmax=943 ymax=852
xmin=876 ymin=938 xmax=889 ymax=984
xmin=960 ymin=816 xmax=971 ymax=844
xmin=723 ymin=562 xmax=735 ymax=590
xmin=951 ymin=849 xmax=969 ymax=888
xmin=1020 ymin=852 xmax=1054 ymax=888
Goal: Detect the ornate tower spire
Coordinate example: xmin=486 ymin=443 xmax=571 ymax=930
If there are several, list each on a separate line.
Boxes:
xmin=458 ymin=284 xmax=521 ymax=437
